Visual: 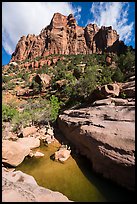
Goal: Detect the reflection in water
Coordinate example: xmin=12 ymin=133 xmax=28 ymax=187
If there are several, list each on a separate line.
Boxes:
xmin=16 ymin=141 xmax=135 ymax=202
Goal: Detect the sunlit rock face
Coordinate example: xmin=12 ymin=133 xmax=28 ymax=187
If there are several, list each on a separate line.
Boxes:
xmin=2 ymin=169 xmax=72 ymax=202
xmin=58 ymin=80 xmax=135 ymax=191
xmin=11 ymin=12 xmax=125 ymax=62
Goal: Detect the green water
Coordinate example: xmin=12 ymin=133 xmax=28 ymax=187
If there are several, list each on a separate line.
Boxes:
xmin=16 ymin=141 xmax=135 ymax=202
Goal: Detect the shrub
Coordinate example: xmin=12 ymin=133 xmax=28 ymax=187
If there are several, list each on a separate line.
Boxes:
xmin=2 ymin=104 xmax=18 ymax=122
xmin=11 ymin=100 xmax=51 ymax=131
xmin=72 ymin=54 xmax=83 ymax=64
xmin=36 ymin=64 xmax=49 ymax=74
xmin=120 ymin=92 xmax=127 ymax=99
xmin=112 ymin=68 xmax=124 ymax=82
xmin=73 ymin=65 xmax=98 ymax=99
xmin=50 ymin=95 xmax=61 ymax=122
xmin=11 ymin=110 xmax=31 ymax=131
xmin=16 ymin=72 xmax=24 ymax=79
xmin=73 ymin=66 xmax=83 ymax=79
xmin=3 ymin=81 xmax=16 ymax=90
xmin=62 ymin=78 xmax=77 ymax=98
xmin=31 ymin=107 xmax=51 ymax=125
xmin=30 ymin=80 xmax=42 ymax=93
xmin=35 ymin=56 xmax=42 ymax=61
xmin=52 ymin=65 xmax=66 ymax=81
xmin=98 ymin=66 xmax=113 ymax=85
xmin=67 ymin=62 xmax=74 ymax=71
xmin=21 ymin=72 xmax=29 ymax=81
xmin=2 ymin=75 xmax=12 ymax=83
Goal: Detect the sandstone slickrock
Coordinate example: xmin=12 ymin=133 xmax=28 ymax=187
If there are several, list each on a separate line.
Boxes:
xmin=2 ymin=169 xmax=72 ymax=202
xmin=58 ymin=96 xmax=135 ymax=191
xmin=11 ymin=13 xmax=126 ymax=62
xmin=2 ymin=140 xmax=30 ymax=167
xmin=17 ymin=137 xmax=40 ymax=149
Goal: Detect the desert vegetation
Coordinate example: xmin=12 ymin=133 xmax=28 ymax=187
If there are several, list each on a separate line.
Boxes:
xmin=2 ymin=48 xmax=135 ymax=134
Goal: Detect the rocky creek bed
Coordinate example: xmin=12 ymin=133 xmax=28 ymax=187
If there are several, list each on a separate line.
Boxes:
xmin=2 ymin=80 xmax=135 ymax=202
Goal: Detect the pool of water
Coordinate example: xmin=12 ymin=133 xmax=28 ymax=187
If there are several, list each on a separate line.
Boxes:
xmin=16 ymin=141 xmax=135 ymax=202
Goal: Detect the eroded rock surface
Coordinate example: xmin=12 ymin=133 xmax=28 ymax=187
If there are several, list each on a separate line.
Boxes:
xmin=2 ymin=140 xmax=30 ymax=167
xmin=17 ymin=137 xmax=40 ymax=149
xmin=2 ymin=137 xmax=40 ymax=167
xmin=2 ymin=168 xmax=72 ymax=202
xmin=55 ymin=146 xmax=71 ymax=163
xmin=58 ymin=97 xmax=135 ymax=191
xmin=11 ymin=13 xmax=126 ymax=62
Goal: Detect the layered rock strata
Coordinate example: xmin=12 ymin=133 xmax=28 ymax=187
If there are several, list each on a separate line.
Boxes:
xmin=58 ymin=96 xmax=135 ymax=191
xmin=11 ymin=13 xmax=125 ymax=62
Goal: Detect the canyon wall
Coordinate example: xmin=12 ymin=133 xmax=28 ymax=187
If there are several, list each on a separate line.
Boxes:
xmin=11 ymin=13 xmax=126 ymax=62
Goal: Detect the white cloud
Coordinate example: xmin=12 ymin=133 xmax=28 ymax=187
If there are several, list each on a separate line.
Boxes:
xmin=88 ymin=2 xmax=134 ymax=44
xmin=74 ymin=6 xmax=82 ymax=22
xmin=2 ymin=2 xmax=81 ymax=55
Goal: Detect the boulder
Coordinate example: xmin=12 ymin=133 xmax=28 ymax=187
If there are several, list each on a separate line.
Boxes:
xmin=2 ymin=169 xmax=72 ymax=202
xmin=58 ymin=98 xmax=135 ymax=191
xmin=43 ymin=134 xmax=55 ymax=144
xmin=46 ymin=128 xmax=54 ymax=136
xmin=99 ymin=83 xmax=120 ymax=97
xmin=21 ymin=126 xmax=38 ymax=137
xmin=2 ymin=168 xmax=37 ymax=185
xmin=33 ymin=74 xmax=51 ymax=88
xmin=105 ymin=56 xmax=112 ymax=65
xmin=93 ymin=97 xmax=131 ymax=106
xmin=33 ymin=151 xmax=44 ymax=158
xmin=55 ymin=147 xmax=71 ymax=163
xmin=2 ymin=140 xmax=30 ymax=167
xmin=17 ymin=137 xmax=40 ymax=149
xmin=90 ymin=83 xmax=120 ymax=101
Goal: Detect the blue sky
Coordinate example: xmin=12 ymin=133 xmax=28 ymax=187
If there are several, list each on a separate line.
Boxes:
xmin=2 ymin=2 xmax=135 ymax=65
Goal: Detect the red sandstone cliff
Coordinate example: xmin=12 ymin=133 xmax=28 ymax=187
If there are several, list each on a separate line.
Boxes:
xmin=11 ymin=13 xmax=126 ymax=62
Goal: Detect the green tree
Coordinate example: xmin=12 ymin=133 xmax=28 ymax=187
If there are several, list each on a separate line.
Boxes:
xmin=112 ymin=68 xmax=124 ymax=82
xmin=118 ymin=47 xmax=135 ymax=79
xmin=50 ymin=95 xmax=61 ymax=122
xmin=98 ymin=66 xmax=113 ymax=85
xmin=74 ymin=65 xmax=98 ymax=99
